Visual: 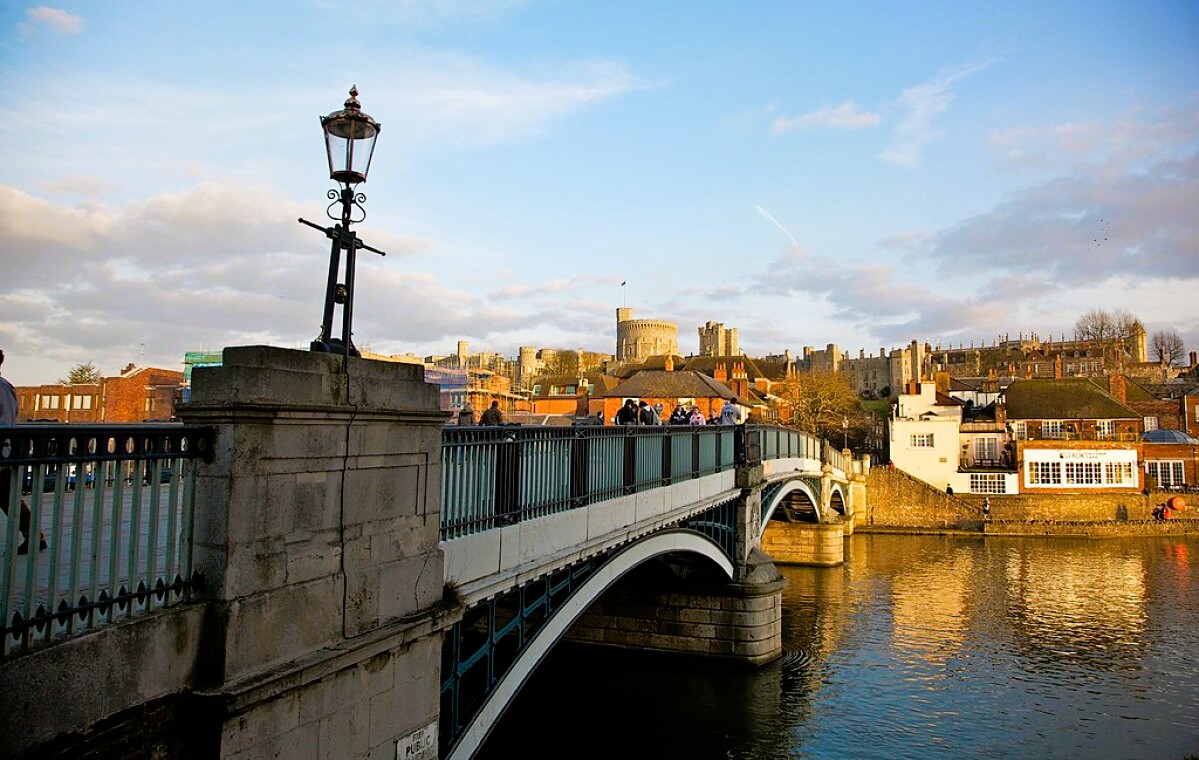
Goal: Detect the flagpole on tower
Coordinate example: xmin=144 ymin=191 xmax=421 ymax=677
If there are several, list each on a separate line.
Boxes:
xmin=621 ymin=280 xmax=626 ymax=307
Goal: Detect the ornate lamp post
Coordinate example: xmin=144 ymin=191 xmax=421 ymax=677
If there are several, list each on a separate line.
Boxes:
xmin=301 ymin=86 xmax=386 ymax=356
xmin=842 ymin=414 xmax=849 ymax=450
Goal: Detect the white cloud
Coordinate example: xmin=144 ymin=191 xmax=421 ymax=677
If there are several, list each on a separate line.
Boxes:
xmin=878 ymin=61 xmax=991 ymax=167
xmin=771 ymin=102 xmax=881 ymax=134
xmin=22 ymin=6 xmax=82 ymax=34
xmin=379 ymin=55 xmax=646 ymax=150
xmin=0 ymin=182 xmax=440 ymax=384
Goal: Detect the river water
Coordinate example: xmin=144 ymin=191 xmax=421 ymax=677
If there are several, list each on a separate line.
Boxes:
xmin=479 ymin=534 xmax=1199 ymax=759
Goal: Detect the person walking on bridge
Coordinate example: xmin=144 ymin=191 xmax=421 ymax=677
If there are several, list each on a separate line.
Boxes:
xmin=480 ymin=400 xmax=504 ymax=426
xmin=719 ymin=399 xmax=741 ymax=425
xmin=616 ymin=399 xmax=639 ymax=426
xmin=0 ymin=349 xmax=44 ymax=555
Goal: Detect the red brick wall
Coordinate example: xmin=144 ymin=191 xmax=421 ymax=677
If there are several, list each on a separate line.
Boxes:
xmin=15 ymin=384 xmax=102 ymax=423
xmin=102 ymin=369 xmax=184 ymax=422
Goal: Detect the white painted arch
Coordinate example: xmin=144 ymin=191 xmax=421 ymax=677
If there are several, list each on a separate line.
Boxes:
xmin=447 ymin=530 xmax=734 ymax=760
xmin=758 ymin=479 xmax=821 ymax=540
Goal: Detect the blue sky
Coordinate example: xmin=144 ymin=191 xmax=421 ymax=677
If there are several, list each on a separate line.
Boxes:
xmin=1 ymin=1 xmax=1197 ymax=386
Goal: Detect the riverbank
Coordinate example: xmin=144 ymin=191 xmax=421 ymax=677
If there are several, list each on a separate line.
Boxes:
xmin=860 ymin=517 xmax=1199 ymax=538
xmin=865 ymin=466 xmax=1199 ymax=537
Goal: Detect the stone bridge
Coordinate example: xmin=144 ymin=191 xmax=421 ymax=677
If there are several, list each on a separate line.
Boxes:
xmin=0 ymin=347 xmax=867 ymax=759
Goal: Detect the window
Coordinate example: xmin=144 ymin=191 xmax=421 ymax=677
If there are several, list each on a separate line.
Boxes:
xmin=1143 ymin=416 xmax=1158 ymax=432
xmin=970 ymin=473 xmax=1006 ymax=494
xmin=1097 ymin=420 xmax=1116 ymax=439
xmin=974 ymin=437 xmax=999 ymax=462
xmin=72 ymin=395 xmax=93 ymax=410
xmin=1042 ymin=420 xmax=1063 ymax=439
xmin=1028 ymin=461 xmax=1061 ymax=485
xmin=1145 ymin=461 xmax=1185 ymax=488
xmin=1064 ymin=461 xmax=1103 ymax=485
xmin=910 ymin=433 xmax=934 ymax=448
xmin=1011 ymin=421 xmax=1026 ymax=440
xmin=1105 ymin=462 xmax=1135 ymax=485
xmin=39 ymin=394 xmax=61 ymax=410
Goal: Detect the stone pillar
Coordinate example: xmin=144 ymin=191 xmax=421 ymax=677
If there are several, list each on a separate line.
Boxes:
xmin=181 ymin=346 xmax=452 ymax=760
xmin=759 ymin=521 xmax=844 ymax=566
xmin=846 ymin=472 xmax=868 ymax=534
xmin=820 ymin=463 xmax=834 ymax=519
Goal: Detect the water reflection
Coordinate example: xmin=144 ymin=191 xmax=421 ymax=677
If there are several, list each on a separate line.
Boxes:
xmin=481 ymin=535 xmax=1199 ymax=760
xmin=1001 ymin=540 xmax=1148 ymax=672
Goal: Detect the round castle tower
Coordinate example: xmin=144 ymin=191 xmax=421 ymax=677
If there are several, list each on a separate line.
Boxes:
xmin=616 ymin=308 xmax=679 ymax=362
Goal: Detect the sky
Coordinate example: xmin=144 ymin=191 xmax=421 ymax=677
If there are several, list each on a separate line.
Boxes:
xmin=1 ymin=1 xmax=1197 ymax=386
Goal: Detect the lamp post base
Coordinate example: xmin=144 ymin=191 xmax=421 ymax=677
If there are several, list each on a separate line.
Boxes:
xmin=310 ymin=338 xmax=359 ymax=357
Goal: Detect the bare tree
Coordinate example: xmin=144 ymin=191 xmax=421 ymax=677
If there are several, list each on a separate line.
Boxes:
xmin=772 ymin=370 xmax=862 ymax=442
xmin=1150 ymin=330 xmax=1186 ymax=366
xmin=543 ymin=350 xmax=580 ymax=377
xmin=1074 ymin=308 xmax=1143 ymax=366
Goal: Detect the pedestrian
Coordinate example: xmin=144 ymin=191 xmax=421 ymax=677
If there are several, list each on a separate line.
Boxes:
xmin=688 ymin=406 xmax=706 ymax=425
xmin=480 ymin=400 xmax=504 ymax=426
xmin=457 ymin=402 xmax=475 ymax=425
xmin=669 ymin=404 xmax=689 ymax=425
xmin=0 ymin=349 xmax=44 ymax=555
xmin=615 ymin=399 xmax=639 ymax=426
xmin=719 ymin=400 xmax=741 ymax=425
xmin=983 ymin=497 xmax=991 ymax=518
xmin=638 ymin=400 xmax=660 ymax=425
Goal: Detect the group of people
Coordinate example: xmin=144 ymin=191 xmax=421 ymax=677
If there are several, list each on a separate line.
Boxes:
xmin=606 ymin=399 xmax=742 ymax=426
xmin=457 ymin=400 xmax=505 ymax=426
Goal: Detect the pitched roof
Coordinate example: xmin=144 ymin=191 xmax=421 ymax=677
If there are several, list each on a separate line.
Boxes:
xmin=527 ymin=372 xmax=619 ymax=399
xmin=613 ymin=354 xmax=688 ymax=378
xmin=682 ymin=355 xmax=780 ymax=381
xmin=1086 ymin=375 xmax=1157 ymax=403
xmin=950 ymin=377 xmax=982 ymax=391
xmin=600 ymin=370 xmax=738 ymax=401
xmin=1003 ymin=378 xmax=1139 ymax=420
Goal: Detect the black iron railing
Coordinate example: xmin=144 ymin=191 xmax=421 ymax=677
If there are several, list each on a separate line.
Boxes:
xmin=0 ymin=424 xmax=215 ymax=656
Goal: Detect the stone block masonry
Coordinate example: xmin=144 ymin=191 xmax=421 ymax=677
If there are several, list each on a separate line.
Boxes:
xmin=760 ymin=521 xmax=844 ymax=566
xmin=181 ymin=346 xmax=454 ymax=759
xmin=566 ymin=550 xmax=784 ymax=665
xmin=0 ymin=346 xmax=459 ymax=759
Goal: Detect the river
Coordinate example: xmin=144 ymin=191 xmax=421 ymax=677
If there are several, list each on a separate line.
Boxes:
xmin=478 ymin=533 xmax=1199 ymax=759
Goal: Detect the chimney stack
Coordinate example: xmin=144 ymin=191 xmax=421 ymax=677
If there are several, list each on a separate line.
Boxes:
xmin=1108 ymin=375 xmax=1127 ymax=404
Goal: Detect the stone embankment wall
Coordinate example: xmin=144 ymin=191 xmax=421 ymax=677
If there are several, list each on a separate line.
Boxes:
xmin=865 ymin=466 xmax=981 ymax=529
xmin=866 ymin=465 xmax=1198 ymax=534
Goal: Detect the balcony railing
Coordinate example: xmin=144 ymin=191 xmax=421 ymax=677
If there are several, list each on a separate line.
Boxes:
xmin=1017 ymin=430 xmax=1139 ymax=442
xmin=1 ymin=424 xmax=214 ymax=656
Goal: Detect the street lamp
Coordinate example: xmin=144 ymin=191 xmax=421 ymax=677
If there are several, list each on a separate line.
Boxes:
xmin=302 ymin=86 xmax=387 ymax=356
xmin=842 ymin=414 xmax=849 ymax=450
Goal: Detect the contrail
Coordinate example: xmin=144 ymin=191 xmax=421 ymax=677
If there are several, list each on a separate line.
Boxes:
xmin=755 ymin=205 xmax=799 ymax=248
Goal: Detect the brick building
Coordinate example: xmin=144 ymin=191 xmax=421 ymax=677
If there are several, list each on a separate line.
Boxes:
xmin=15 ymin=364 xmax=184 ymax=423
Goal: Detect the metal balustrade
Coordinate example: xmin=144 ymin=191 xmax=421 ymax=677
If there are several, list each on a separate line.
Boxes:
xmin=0 ymin=425 xmax=214 ymax=656
xmin=441 ymin=424 xmax=843 ymax=541
xmin=440 ymin=425 xmax=743 ymax=540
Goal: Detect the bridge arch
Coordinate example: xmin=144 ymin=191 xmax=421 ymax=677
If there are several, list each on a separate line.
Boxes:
xmin=828 ymin=483 xmax=846 ymax=517
xmin=448 ymin=530 xmax=733 ymax=760
xmin=759 ymin=478 xmax=822 ymax=540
